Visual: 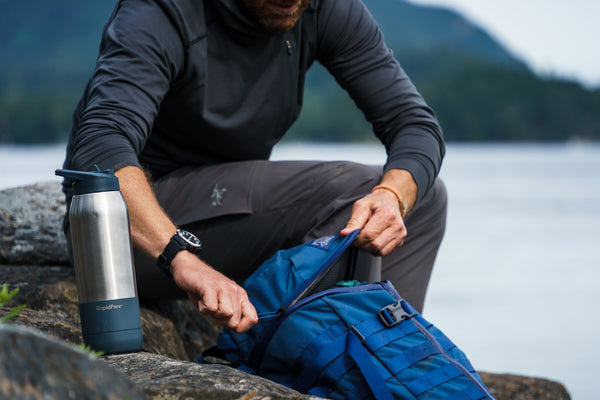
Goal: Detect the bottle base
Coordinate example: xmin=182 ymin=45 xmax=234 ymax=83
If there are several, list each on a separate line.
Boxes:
xmin=83 ymin=328 xmax=143 ymax=354
xmin=79 ymin=297 xmax=143 ymax=354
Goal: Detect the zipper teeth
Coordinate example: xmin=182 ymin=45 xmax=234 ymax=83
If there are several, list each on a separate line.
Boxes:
xmin=251 ymin=233 xmax=362 ymax=368
xmin=282 ymin=280 xmax=398 ymax=319
xmin=285 ymin=282 xmax=385 ymax=316
xmin=412 ymin=318 xmax=495 ymax=399
xmin=285 ymin=233 xmax=359 ymax=310
xmin=258 ymin=266 xmax=358 ymax=319
xmin=250 ymin=282 xmax=383 ymax=369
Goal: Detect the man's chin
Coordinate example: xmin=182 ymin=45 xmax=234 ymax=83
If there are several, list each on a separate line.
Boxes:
xmin=257 ymin=16 xmax=299 ymax=32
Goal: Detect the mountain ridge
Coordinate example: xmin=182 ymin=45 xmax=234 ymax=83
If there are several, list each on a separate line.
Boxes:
xmin=366 ymin=0 xmax=527 ymax=70
xmin=0 ymin=0 xmax=598 ymax=143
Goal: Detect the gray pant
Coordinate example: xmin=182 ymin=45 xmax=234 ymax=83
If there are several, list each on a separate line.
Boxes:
xmin=135 ymin=160 xmax=447 ymax=313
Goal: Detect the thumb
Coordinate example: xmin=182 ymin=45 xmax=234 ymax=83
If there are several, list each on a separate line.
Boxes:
xmin=340 ymin=214 xmax=368 ymax=236
xmin=341 ymin=198 xmax=373 ymax=236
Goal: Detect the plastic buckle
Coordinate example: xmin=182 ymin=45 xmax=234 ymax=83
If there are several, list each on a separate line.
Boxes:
xmin=377 ymin=301 xmax=413 ymax=328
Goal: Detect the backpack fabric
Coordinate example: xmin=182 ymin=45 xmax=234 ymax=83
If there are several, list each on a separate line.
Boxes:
xmin=212 ymin=231 xmax=496 ymax=399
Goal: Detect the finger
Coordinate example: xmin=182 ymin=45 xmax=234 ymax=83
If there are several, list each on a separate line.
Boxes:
xmin=359 ymin=220 xmax=407 ymax=255
xmin=199 ymin=286 xmax=219 ymax=314
xmin=213 ymin=289 xmax=235 ymax=320
xmin=187 ymin=292 xmax=208 ymax=314
xmin=232 ymin=298 xmax=259 ymax=333
xmin=356 ymin=211 xmax=398 ymax=248
xmin=340 ymin=201 xmax=371 ymax=235
xmin=377 ymin=234 xmax=405 ymax=256
xmin=222 ymin=291 xmax=243 ymax=328
xmin=197 ymin=286 xmax=235 ymax=320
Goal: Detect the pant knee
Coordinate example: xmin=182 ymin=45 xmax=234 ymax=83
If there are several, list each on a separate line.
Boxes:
xmin=407 ymin=178 xmax=448 ymax=231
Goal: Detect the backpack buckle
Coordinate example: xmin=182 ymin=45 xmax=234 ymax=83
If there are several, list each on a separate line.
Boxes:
xmin=378 ymin=301 xmax=413 ymax=328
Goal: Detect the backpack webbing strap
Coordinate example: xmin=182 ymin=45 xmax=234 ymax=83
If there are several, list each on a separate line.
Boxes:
xmin=405 ymin=363 xmax=467 ymax=396
xmin=292 ymin=321 xmax=348 ymax=393
xmin=445 ymin=384 xmax=494 ymax=400
xmin=291 ymin=320 xmax=396 ymax=400
xmin=347 ymin=331 xmax=395 ymax=400
xmin=292 ymin=320 xmax=391 ymax=399
xmin=292 ymin=313 xmax=460 ymax=397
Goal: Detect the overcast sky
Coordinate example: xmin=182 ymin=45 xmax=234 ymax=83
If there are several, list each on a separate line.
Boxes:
xmin=409 ymin=0 xmax=600 ymax=89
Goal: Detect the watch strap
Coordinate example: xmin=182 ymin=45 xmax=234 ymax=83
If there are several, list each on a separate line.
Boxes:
xmin=156 ymin=233 xmax=188 ymax=277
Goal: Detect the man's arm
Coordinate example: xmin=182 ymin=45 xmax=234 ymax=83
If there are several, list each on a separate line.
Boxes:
xmin=116 ymin=166 xmax=258 ymax=333
xmin=316 ymin=0 xmax=444 ymax=196
xmin=317 ymin=0 xmax=443 ymax=254
xmin=341 ymin=169 xmax=416 ymax=256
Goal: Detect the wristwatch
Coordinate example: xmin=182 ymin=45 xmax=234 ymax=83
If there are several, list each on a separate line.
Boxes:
xmin=156 ymin=229 xmax=202 ymax=277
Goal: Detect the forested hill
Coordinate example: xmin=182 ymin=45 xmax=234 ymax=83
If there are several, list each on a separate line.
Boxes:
xmin=366 ymin=0 xmax=525 ymax=70
xmin=1 ymin=0 xmax=598 ymax=143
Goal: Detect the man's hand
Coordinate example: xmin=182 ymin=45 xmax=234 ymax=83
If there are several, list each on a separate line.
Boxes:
xmin=340 ymin=169 xmax=417 ymax=256
xmin=171 ymin=251 xmax=258 ymax=333
xmin=115 ymin=166 xmax=258 ymax=333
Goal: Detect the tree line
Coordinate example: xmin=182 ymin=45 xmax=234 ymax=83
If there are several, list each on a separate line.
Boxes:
xmin=1 ymin=58 xmax=599 ymax=144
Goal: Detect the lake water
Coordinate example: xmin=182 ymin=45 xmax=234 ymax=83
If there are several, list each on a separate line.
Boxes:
xmin=2 ymin=142 xmax=599 ymax=399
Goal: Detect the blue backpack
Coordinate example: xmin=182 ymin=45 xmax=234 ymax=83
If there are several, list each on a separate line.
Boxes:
xmin=210 ymin=231 xmax=496 ymax=399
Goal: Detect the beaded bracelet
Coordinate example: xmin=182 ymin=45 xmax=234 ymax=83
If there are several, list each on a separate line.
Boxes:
xmin=371 ymin=185 xmax=406 ymax=218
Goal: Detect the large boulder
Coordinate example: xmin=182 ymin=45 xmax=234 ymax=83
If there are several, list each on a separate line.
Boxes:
xmin=0 ymin=323 xmax=145 ymax=400
xmin=480 ymin=373 xmax=570 ymax=400
xmin=0 ymin=182 xmax=69 ymax=265
xmin=0 ymin=264 xmax=222 ymax=361
xmin=105 ymin=352 xmax=324 ymax=400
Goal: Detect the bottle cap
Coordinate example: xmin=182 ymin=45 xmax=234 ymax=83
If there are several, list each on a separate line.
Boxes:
xmin=55 ymin=166 xmax=120 ymax=195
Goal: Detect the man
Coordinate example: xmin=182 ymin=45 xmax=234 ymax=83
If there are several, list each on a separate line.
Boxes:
xmin=61 ymin=0 xmax=446 ymax=334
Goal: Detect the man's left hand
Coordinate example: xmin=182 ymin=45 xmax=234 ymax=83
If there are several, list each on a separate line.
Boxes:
xmin=340 ymin=169 xmax=417 ymax=256
xmin=340 ymin=188 xmax=406 ymax=256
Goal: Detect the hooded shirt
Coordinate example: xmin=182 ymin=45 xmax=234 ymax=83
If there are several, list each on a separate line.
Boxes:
xmin=63 ymin=0 xmax=444 ymax=203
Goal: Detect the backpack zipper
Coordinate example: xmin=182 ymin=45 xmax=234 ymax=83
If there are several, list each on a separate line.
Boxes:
xmin=283 ymin=230 xmax=361 ymax=312
xmin=255 ymin=280 xmax=494 ymax=399
xmin=250 ymin=281 xmax=391 ymax=370
xmin=288 ymin=290 xmax=495 ymax=399
xmin=411 ymin=317 xmax=496 ymax=399
xmin=284 ymin=281 xmax=397 ymax=317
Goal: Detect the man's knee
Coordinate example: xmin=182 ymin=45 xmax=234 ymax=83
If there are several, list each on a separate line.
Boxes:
xmin=410 ymin=178 xmax=447 ymax=224
xmin=427 ymin=178 xmax=448 ymax=217
xmin=318 ymin=161 xmax=381 ymax=197
xmin=429 ymin=179 xmax=448 ymax=243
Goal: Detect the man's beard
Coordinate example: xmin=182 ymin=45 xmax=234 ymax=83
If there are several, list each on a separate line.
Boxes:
xmin=237 ymin=0 xmax=311 ymax=32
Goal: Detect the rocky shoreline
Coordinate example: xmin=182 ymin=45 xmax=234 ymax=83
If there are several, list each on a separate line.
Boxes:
xmin=0 ymin=183 xmax=571 ymax=399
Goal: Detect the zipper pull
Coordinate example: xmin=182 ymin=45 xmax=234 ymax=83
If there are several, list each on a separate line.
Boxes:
xmin=335 ymin=280 xmax=361 ymax=287
xmin=285 ymin=40 xmax=292 ymax=55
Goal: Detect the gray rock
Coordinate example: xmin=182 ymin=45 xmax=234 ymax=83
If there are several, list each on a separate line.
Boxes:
xmin=480 ymin=372 xmax=571 ymax=400
xmin=0 ymin=265 xmax=321 ymax=399
xmin=1 ymin=265 xmax=191 ymax=361
xmin=0 ymin=182 xmax=69 ymax=265
xmin=142 ymin=298 xmax=222 ymax=361
xmin=105 ymin=352 xmax=322 ymax=400
xmin=0 ymin=323 xmax=145 ymax=400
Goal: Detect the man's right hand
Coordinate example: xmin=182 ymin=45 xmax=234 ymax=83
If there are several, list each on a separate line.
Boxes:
xmin=114 ymin=166 xmax=258 ymax=333
xmin=170 ymin=250 xmax=258 ymax=333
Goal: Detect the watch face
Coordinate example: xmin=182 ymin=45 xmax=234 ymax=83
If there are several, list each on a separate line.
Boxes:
xmin=178 ymin=230 xmax=201 ymax=249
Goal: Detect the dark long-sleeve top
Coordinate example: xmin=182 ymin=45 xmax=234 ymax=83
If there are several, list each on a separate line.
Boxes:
xmin=63 ymin=0 xmax=445 ymax=202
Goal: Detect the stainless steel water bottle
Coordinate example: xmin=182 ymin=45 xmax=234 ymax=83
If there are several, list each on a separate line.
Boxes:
xmin=55 ymin=167 xmax=143 ymax=354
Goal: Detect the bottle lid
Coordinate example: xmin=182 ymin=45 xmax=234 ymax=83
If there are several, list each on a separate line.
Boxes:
xmin=55 ymin=166 xmax=120 ymax=195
